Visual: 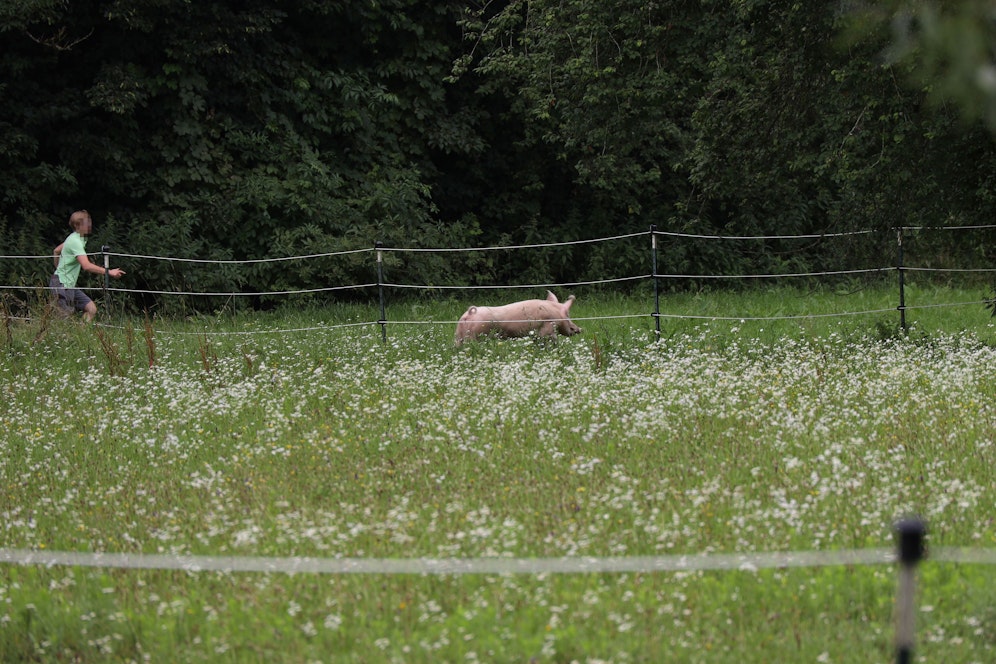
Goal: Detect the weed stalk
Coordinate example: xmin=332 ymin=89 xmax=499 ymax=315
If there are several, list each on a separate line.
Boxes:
xmin=94 ymin=325 xmax=125 ymax=377
xmin=0 ymin=294 xmax=11 ymax=347
xmin=143 ymin=311 xmax=156 ymax=368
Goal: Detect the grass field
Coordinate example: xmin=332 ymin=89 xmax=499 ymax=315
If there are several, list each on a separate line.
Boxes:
xmin=1 ymin=285 xmax=994 ymax=662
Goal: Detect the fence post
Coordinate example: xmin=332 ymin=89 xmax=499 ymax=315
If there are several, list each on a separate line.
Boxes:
xmin=894 ymin=516 xmax=925 ymax=664
xmin=101 ymin=245 xmax=111 ymax=317
xmin=376 ymin=241 xmax=387 ymax=343
xmin=650 ymin=225 xmax=660 ymax=341
xmin=896 ymin=229 xmax=907 ymax=332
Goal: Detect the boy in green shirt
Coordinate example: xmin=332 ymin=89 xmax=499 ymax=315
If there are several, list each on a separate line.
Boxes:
xmin=50 ymin=210 xmax=126 ymax=321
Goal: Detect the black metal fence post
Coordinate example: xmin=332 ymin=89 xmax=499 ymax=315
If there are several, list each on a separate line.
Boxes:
xmin=376 ymin=241 xmax=387 ymax=343
xmin=651 ymin=225 xmax=660 ymax=341
xmin=894 ymin=517 xmax=926 ymax=664
xmin=896 ymin=229 xmax=907 ymax=332
xmin=101 ymin=245 xmax=111 ymax=317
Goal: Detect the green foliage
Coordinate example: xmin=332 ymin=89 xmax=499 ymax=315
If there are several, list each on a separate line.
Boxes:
xmin=849 ymin=0 xmax=996 ymax=133
xmin=1 ymin=1 xmax=995 ymax=313
xmin=0 ymin=0 xmax=484 ymax=308
xmin=464 ymin=0 xmax=996 ymax=278
xmin=467 ymin=0 xmax=703 ymax=222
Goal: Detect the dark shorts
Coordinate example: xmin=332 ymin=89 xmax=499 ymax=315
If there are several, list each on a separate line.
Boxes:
xmin=50 ymin=273 xmax=92 ymax=313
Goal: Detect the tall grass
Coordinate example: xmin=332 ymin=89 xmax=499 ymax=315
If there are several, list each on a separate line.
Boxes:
xmin=1 ymin=286 xmax=994 ymax=662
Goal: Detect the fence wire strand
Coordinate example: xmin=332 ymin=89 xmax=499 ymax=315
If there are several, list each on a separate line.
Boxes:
xmin=653 ymin=308 xmax=900 ymax=321
xmin=652 ymin=229 xmax=876 ymax=240
xmin=1 ymin=547 xmax=992 ymax=575
xmin=108 ymin=248 xmax=374 ymax=264
xmin=906 ymin=266 xmax=996 ymax=274
xmin=1 ymin=221 xmax=993 ymax=265
xmin=383 ymin=275 xmax=652 ymax=290
xmin=655 ymin=267 xmax=894 ymax=280
xmin=380 ymin=232 xmax=647 ymax=252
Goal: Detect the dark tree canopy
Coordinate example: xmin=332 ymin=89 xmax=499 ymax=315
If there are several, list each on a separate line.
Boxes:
xmin=2 ymin=0 xmax=994 ymax=310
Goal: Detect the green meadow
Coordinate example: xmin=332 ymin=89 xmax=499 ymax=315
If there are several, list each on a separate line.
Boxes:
xmin=1 ymin=284 xmax=994 ymax=663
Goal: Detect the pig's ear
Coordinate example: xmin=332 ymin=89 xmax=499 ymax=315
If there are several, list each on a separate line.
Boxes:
xmin=546 ymin=290 xmax=559 ymax=303
xmin=564 ymin=295 xmax=575 ymax=311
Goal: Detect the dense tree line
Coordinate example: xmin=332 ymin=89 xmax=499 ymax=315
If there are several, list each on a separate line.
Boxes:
xmin=1 ymin=0 xmax=993 ymax=311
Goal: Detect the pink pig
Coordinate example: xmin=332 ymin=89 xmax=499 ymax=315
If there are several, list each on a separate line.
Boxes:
xmin=454 ymin=291 xmax=582 ymax=345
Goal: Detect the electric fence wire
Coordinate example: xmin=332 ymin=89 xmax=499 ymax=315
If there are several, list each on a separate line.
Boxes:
xmin=0 ymin=546 xmax=992 ymax=576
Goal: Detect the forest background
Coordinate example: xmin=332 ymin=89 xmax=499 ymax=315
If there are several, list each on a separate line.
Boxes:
xmin=1 ymin=0 xmax=995 ymax=311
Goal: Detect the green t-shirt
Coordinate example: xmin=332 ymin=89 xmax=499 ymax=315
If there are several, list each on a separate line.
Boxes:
xmin=55 ymin=232 xmax=87 ymax=288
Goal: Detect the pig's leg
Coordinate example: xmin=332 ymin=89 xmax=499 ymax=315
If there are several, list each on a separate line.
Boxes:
xmin=536 ymin=321 xmax=557 ymax=337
